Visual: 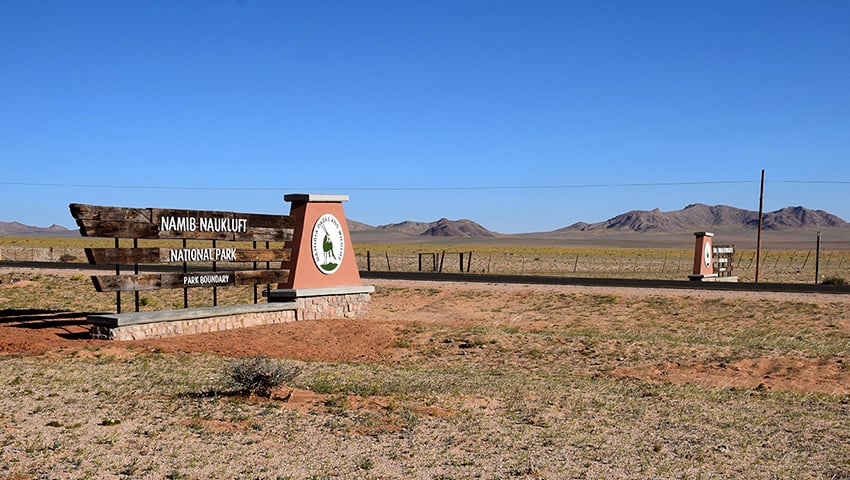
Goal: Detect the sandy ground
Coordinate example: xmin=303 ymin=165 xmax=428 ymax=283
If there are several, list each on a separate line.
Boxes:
xmin=2 ymin=275 xmax=848 ymax=396
xmin=2 ymin=270 xmax=850 ymax=479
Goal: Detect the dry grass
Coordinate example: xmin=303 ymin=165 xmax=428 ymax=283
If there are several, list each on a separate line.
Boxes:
xmin=3 ymin=237 xmax=849 ymax=283
xmin=354 ymin=243 xmax=850 ymax=284
xmin=2 ymin=346 xmax=849 ymax=479
xmin=1 ymin=271 xmax=849 ymax=478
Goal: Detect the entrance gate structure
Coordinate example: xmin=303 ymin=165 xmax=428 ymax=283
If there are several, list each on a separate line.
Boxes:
xmin=70 ymin=194 xmax=373 ymax=340
xmin=688 ymin=231 xmax=738 ymax=282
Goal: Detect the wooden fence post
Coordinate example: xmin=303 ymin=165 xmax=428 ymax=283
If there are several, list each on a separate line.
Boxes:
xmin=134 ymin=238 xmax=140 ymax=312
xmin=115 ymin=237 xmax=121 ymax=314
xmin=253 ymin=240 xmax=258 ymax=304
xmin=182 ymin=238 xmax=188 ymax=309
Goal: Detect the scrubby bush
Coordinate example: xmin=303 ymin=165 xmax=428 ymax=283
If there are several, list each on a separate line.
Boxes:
xmin=228 ymin=356 xmax=302 ymax=397
xmin=821 ymin=275 xmax=847 ymax=286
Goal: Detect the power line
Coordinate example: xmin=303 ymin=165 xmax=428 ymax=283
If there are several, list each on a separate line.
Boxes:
xmin=0 ymin=179 xmax=755 ymax=192
xmin=1 ymin=179 xmax=847 ymax=192
xmin=772 ymin=180 xmax=850 ymax=185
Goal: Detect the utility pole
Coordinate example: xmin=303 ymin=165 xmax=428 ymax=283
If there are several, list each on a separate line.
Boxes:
xmin=755 ymin=169 xmax=765 ymax=283
xmin=815 ymin=231 xmax=821 ymax=284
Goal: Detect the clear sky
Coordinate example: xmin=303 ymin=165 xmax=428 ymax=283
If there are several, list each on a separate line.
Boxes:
xmin=2 ymin=0 xmax=848 ymax=233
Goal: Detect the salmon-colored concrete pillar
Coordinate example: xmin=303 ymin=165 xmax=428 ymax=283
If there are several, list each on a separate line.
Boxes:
xmin=691 ymin=232 xmax=714 ymax=277
xmin=280 ymin=194 xmax=363 ymax=289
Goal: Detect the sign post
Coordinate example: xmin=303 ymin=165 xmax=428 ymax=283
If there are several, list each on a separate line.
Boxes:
xmin=276 ymin=194 xmax=363 ymax=290
xmin=266 ymin=194 xmax=374 ymax=319
xmin=688 ymin=231 xmax=738 ymax=282
xmin=689 ymin=232 xmax=716 ymax=281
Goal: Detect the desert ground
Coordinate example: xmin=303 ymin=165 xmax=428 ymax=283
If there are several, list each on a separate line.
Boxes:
xmin=1 ymin=268 xmax=849 ymax=479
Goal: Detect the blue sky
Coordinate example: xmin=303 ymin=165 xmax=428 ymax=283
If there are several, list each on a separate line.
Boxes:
xmin=2 ymin=1 xmax=848 ymax=233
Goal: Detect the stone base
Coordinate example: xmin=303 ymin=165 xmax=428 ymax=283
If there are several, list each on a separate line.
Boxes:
xmin=89 ymin=303 xmax=298 ymax=341
xmin=267 ymin=285 xmax=375 ymax=321
xmin=688 ymin=274 xmax=739 ymax=283
xmin=88 ymin=285 xmax=375 ymax=340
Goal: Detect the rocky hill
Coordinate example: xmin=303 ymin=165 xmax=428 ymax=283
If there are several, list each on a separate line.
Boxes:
xmin=370 ymin=218 xmax=497 ymax=238
xmin=0 ymin=221 xmax=78 ymax=237
xmin=758 ymin=206 xmax=848 ymax=230
xmin=560 ymin=204 xmax=848 ymax=233
xmin=421 ymin=218 xmax=497 ymax=237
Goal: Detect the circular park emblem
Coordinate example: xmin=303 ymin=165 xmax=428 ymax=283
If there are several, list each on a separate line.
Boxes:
xmin=703 ymin=241 xmax=712 ymax=268
xmin=311 ymin=214 xmax=345 ymax=274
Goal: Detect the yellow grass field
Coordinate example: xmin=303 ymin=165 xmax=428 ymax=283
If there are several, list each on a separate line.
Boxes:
xmin=2 ymin=237 xmax=849 ymax=284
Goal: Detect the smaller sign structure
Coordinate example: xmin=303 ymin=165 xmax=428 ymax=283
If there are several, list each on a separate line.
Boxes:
xmin=712 ymin=244 xmax=735 ymax=279
xmin=688 ymin=232 xmax=738 ymax=282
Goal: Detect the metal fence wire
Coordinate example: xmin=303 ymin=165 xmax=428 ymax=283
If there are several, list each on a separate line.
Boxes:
xmin=355 ymin=249 xmax=850 ymax=284
xmin=2 ymin=246 xmax=848 ymax=284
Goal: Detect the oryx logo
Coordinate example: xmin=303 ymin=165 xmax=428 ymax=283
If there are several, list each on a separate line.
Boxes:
xmin=311 ymin=214 xmax=345 ymax=274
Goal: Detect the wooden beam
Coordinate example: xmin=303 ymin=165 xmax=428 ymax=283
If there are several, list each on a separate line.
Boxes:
xmin=69 ymin=203 xmax=152 ymax=223
xmin=75 ymin=220 xmax=293 ymax=241
xmin=70 ymin=204 xmax=294 ymax=241
xmin=90 ymin=269 xmax=289 ymax=292
xmin=86 ymin=247 xmax=291 ymax=265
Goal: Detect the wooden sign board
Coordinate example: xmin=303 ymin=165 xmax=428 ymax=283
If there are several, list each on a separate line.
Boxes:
xmin=69 ymin=203 xmax=293 ymax=293
xmin=91 ymin=270 xmax=289 ymax=292
xmin=70 ymin=204 xmax=295 ymax=241
xmin=85 ymin=247 xmax=290 ymax=265
xmin=712 ymin=244 xmax=735 ymax=277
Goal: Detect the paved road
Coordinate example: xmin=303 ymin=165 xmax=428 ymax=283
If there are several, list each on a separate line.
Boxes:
xmin=2 ymin=261 xmax=847 ymax=295
xmin=362 ymin=271 xmax=850 ymax=294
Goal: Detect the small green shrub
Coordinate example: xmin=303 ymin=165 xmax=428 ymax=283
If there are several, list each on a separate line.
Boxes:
xmin=822 ymin=276 xmax=847 ymax=286
xmin=357 ymin=457 xmax=375 ymax=471
xmin=229 ymin=356 xmax=302 ymax=398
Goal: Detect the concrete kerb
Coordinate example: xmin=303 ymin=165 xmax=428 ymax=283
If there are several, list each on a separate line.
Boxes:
xmin=88 ymin=302 xmax=298 ymax=328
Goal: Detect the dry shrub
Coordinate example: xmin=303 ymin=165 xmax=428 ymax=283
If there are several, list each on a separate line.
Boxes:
xmin=228 ymin=356 xmax=302 ymax=397
xmin=822 ymin=275 xmax=847 ymax=285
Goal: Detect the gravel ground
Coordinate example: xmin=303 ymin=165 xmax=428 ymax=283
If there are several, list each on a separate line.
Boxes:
xmin=1 ymin=270 xmax=849 ymax=479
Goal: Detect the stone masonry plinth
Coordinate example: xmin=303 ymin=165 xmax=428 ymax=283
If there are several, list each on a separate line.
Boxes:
xmin=87 ymin=286 xmax=375 ymax=341
xmin=89 ymin=303 xmax=298 ymax=341
xmin=267 ymin=285 xmax=375 ymax=321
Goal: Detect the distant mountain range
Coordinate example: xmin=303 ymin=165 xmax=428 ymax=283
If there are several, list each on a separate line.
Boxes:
xmin=0 ymin=221 xmax=77 ymax=237
xmin=355 ymin=204 xmax=849 ymax=238
xmin=371 ymin=218 xmax=497 ymax=238
xmin=560 ymin=204 xmax=849 ymax=234
xmin=3 ymin=204 xmax=848 ymax=239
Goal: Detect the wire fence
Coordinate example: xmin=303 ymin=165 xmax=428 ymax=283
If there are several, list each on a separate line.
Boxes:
xmin=355 ymin=248 xmax=850 ymax=284
xmin=2 ymin=246 xmax=848 ymax=284
xmin=0 ymin=246 xmax=84 ymax=263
